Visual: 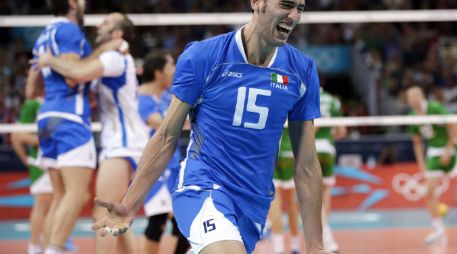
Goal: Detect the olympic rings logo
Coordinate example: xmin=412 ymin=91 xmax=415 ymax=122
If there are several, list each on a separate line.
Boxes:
xmin=391 ymin=173 xmax=449 ymax=202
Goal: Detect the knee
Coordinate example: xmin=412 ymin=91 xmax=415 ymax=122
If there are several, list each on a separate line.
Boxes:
xmin=67 ymin=189 xmax=91 ymax=207
xmin=144 ymin=214 xmax=167 ymax=242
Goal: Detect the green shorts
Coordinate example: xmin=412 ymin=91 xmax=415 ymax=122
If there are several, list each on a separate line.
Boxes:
xmin=425 ymin=155 xmax=456 ymax=177
xmin=318 ymin=153 xmax=335 ymax=177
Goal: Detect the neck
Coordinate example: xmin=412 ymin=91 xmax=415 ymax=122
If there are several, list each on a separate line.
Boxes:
xmin=242 ymin=23 xmax=276 ymax=66
xmin=64 ymin=14 xmax=78 ymax=25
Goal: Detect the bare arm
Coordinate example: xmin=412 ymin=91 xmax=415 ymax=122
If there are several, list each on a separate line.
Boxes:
xmin=289 ymin=120 xmax=324 ymax=253
xmin=11 ymin=133 xmax=29 ymax=166
xmin=39 ymin=53 xmax=104 ymax=84
xmin=122 ymin=95 xmax=191 ymax=214
xmin=412 ymin=134 xmax=426 ymax=172
xmin=25 ymin=68 xmax=43 ymax=99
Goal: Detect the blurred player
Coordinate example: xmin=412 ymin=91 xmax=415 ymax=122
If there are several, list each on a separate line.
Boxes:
xmin=34 ymin=12 xmax=145 ymax=254
xmin=406 ymin=85 xmax=456 ymax=245
xmin=315 ymin=87 xmax=346 ymax=253
xmin=138 ymin=50 xmax=190 ymax=254
xmin=93 ymin=1 xmax=330 ymax=253
xmin=28 ymin=1 xmax=95 ymax=253
xmin=11 ymin=83 xmax=52 ymax=254
xmin=268 ymin=128 xmax=301 ymax=254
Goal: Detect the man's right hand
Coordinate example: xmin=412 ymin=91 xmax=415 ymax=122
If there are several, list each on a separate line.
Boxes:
xmin=91 ymin=198 xmax=134 ymax=237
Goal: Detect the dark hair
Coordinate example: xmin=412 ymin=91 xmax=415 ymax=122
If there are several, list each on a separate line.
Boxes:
xmin=114 ymin=14 xmax=135 ymax=46
xmin=142 ymin=50 xmax=171 ymax=82
xmin=47 ymin=0 xmax=70 ymax=16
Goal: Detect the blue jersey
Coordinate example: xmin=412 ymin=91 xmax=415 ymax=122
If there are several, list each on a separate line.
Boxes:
xmin=33 ymin=17 xmax=92 ymax=124
xmin=170 ymin=29 xmax=320 ymax=223
xmin=138 ymin=91 xmax=182 ymax=170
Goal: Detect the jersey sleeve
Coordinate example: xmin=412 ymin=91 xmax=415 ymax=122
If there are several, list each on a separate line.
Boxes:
xmin=138 ymin=96 xmax=159 ymax=124
xmin=288 ymin=59 xmax=321 ymax=121
xmin=18 ymin=100 xmax=39 ymax=124
xmin=169 ymin=42 xmax=206 ymax=106
xmin=99 ymin=51 xmax=126 ymax=77
xmin=53 ymin=23 xmax=84 ymax=55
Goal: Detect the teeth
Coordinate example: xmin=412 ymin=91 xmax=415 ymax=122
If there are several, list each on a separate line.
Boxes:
xmin=278 ymin=24 xmax=292 ymax=31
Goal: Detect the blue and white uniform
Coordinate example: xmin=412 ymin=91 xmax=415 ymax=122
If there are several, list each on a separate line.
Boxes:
xmin=139 ymin=91 xmax=183 ymax=216
xmin=33 ymin=17 xmax=96 ymax=169
xmin=170 ymin=28 xmax=320 ymax=253
xmin=96 ymin=51 xmax=149 ymax=163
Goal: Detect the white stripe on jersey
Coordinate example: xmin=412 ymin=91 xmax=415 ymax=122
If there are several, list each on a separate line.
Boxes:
xmin=51 ymin=28 xmax=59 ymax=55
xmin=76 ymin=84 xmax=84 ymax=115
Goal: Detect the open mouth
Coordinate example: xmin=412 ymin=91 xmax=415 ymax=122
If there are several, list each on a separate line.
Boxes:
xmin=277 ymin=24 xmax=292 ymax=36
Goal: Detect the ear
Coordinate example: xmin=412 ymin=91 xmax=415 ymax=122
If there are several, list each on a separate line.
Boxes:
xmin=251 ymin=0 xmax=261 ymax=13
xmin=68 ymin=0 xmax=77 ymax=11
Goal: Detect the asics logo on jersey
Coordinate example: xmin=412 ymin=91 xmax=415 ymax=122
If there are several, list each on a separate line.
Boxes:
xmin=222 ymin=69 xmax=243 ymax=78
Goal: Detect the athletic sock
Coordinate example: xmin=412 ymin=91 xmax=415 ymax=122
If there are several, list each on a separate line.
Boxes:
xmin=272 ymin=233 xmax=285 ymax=254
xmin=431 ymin=217 xmax=444 ymax=233
xmin=27 ymin=243 xmax=42 ymax=254
xmin=44 ymin=245 xmax=63 ymax=254
xmin=290 ymin=235 xmax=301 ymax=252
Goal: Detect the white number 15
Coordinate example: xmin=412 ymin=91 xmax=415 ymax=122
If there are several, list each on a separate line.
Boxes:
xmin=232 ymin=87 xmax=271 ymax=130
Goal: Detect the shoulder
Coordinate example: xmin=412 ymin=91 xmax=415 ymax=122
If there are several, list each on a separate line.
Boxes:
xmin=428 ymin=100 xmax=448 ymax=113
xmin=180 ymin=31 xmax=234 ymax=63
xmin=282 ymin=44 xmax=315 ymax=67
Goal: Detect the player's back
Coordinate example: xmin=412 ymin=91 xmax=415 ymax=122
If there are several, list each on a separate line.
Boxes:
xmin=33 ymin=18 xmax=92 ymax=122
xmin=97 ymin=52 xmax=149 ymax=152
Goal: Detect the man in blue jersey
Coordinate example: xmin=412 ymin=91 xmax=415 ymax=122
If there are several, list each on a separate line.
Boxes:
xmin=33 ymin=12 xmax=146 ymax=254
xmin=93 ymin=1 xmax=329 ymax=254
xmin=26 ymin=1 xmax=95 ymax=254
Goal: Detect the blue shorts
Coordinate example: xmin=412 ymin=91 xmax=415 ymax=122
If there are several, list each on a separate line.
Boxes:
xmin=37 ymin=117 xmax=96 ymax=169
xmin=172 ymin=188 xmax=264 ymax=254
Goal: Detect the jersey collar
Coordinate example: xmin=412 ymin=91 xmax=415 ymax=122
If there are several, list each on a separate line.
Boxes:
xmin=235 ymin=27 xmax=278 ymax=68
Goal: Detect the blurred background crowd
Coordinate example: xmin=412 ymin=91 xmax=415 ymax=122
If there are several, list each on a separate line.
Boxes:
xmin=0 ymin=0 xmax=456 ymax=140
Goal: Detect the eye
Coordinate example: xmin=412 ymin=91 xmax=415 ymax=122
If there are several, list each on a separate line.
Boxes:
xmin=279 ymin=1 xmax=296 ymax=9
xmin=297 ymin=4 xmax=305 ymax=12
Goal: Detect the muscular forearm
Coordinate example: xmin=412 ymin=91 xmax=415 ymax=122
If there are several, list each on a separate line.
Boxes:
xmin=121 ymin=96 xmax=190 ymax=215
xmin=48 ymin=57 xmax=92 ymax=82
xmin=11 ymin=134 xmax=29 ymax=166
xmin=121 ymin=130 xmax=179 ymax=215
xmin=295 ymin=156 xmax=324 ymax=253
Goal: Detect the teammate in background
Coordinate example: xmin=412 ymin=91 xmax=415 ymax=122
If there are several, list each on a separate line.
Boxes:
xmin=11 ymin=83 xmax=52 ymax=254
xmin=268 ymin=128 xmax=301 ymax=254
xmin=27 ymin=1 xmax=95 ymax=253
xmin=406 ymin=85 xmax=456 ymax=245
xmin=138 ymin=50 xmax=190 ymax=254
xmin=34 ymin=12 xmax=145 ymax=254
xmin=94 ymin=1 xmax=330 ymax=253
xmin=315 ymin=87 xmax=346 ymax=253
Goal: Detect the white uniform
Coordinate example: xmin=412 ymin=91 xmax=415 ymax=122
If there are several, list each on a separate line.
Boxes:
xmin=97 ymin=51 xmax=149 ymax=162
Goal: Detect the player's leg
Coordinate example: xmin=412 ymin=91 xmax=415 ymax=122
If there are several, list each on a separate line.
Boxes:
xmin=28 ymin=168 xmax=53 ymax=254
xmin=28 ymin=193 xmax=52 ymax=254
xmin=171 ymin=216 xmax=191 ymax=254
xmin=269 ymin=187 xmax=285 ymax=254
xmin=141 ymin=214 xmax=168 ymax=254
xmin=200 ymin=240 xmax=247 ymax=254
xmin=319 ymin=153 xmax=338 ymax=253
xmin=47 ymin=167 xmax=92 ymax=249
xmin=43 ymin=168 xmax=63 ymax=248
xmin=424 ymin=174 xmax=446 ymax=244
xmin=282 ymin=186 xmax=300 ymax=254
xmin=94 ymin=158 xmax=136 ymax=254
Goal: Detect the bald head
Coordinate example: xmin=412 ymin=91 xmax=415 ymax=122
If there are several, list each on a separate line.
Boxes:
xmin=406 ymin=86 xmax=425 ymax=111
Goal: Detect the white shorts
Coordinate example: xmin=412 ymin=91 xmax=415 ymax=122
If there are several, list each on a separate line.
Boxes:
xmin=143 ymin=169 xmax=172 ymax=216
xmin=30 ymin=171 xmax=53 ymax=195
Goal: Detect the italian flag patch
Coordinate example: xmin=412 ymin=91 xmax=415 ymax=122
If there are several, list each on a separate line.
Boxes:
xmin=271 ymin=73 xmax=288 ymax=84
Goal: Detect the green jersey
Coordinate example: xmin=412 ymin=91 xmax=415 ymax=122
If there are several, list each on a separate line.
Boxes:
xmin=18 ymin=99 xmax=43 ymax=182
xmin=316 ymin=88 xmax=342 ymax=143
xmin=408 ymin=100 xmax=450 ymax=148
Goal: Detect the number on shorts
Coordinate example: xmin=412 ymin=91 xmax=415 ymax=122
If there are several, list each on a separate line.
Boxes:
xmin=203 ymin=219 xmax=216 ymax=233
